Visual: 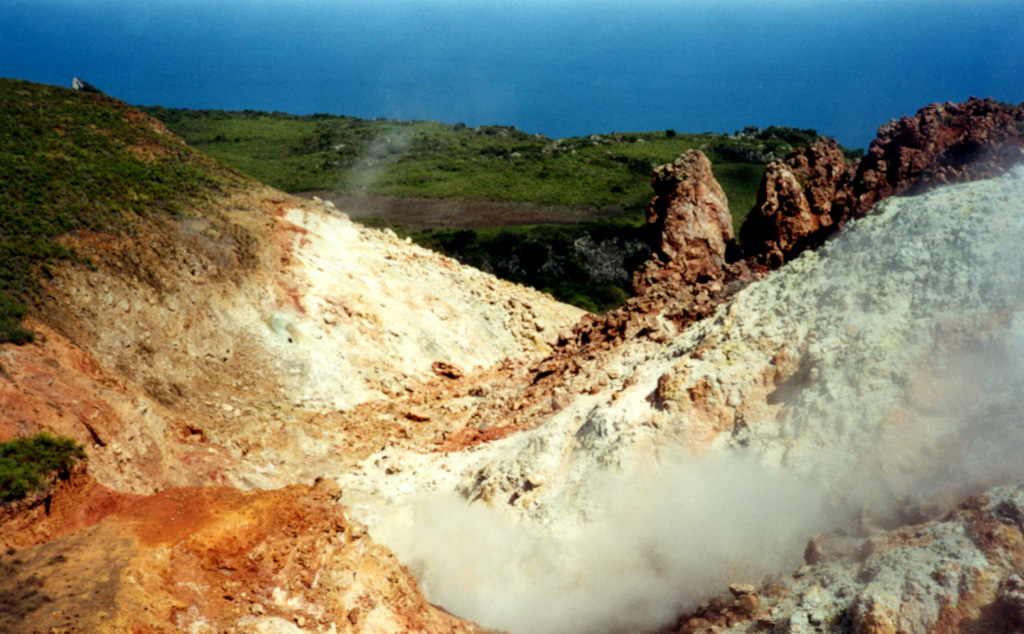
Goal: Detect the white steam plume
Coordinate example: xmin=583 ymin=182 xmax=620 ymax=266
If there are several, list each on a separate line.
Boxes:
xmin=369 ymin=166 xmax=1024 ymax=633
xmin=375 ymin=454 xmax=829 ymax=634
xmin=840 ymin=311 xmax=1024 ymax=524
xmin=345 ymin=131 xmax=410 ymax=193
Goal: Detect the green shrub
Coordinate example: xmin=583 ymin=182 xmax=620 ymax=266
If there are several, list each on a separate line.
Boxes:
xmin=0 ymin=433 xmax=86 ymax=502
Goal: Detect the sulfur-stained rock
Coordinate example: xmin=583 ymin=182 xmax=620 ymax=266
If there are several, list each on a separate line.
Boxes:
xmin=675 ymin=481 xmax=1024 ymax=634
xmin=859 ymin=603 xmax=896 ymax=634
xmin=999 ymin=574 xmax=1024 ymax=625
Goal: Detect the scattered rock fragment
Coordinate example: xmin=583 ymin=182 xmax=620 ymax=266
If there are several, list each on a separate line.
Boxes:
xmin=727 ymin=583 xmax=756 ymax=597
xmin=858 ymin=602 xmax=896 ymax=634
xmin=404 ymin=408 xmax=431 ymax=422
xmin=431 ymin=361 xmax=464 ymax=379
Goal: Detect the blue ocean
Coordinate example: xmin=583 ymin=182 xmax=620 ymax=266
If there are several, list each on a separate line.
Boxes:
xmin=3 ymin=0 xmax=1022 ymax=149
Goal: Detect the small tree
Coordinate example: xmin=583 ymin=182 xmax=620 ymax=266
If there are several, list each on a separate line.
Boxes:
xmin=0 ymin=433 xmax=86 ymax=502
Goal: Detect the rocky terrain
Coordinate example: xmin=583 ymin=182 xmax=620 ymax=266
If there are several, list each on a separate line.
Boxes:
xmin=3 ymin=86 xmax=1024 ymax=633
xmin=740 ymin=97 xmax=1024 ymax=267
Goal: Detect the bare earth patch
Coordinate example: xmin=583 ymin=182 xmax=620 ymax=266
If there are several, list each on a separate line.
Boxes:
xmin=298 ymin=192 xmax=629 ymax=229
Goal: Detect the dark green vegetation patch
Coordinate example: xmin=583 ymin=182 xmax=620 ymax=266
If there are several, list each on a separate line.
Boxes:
xmin=0 ymin=433 xmax=86 ymax=503
xmin=414 ymin=222 xmax=650 ymax=314
xmin=0 ymin=78 xmax=239 ymax=343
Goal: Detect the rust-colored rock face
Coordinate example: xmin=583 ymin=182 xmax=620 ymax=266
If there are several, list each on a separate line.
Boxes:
xmin=740 ymin=97 xmax=1024 ymax=267
xmin=643 ymin=150 xmax=734 ymax=286
xmin=739 ymin=138 xmax=855 ymax=266
xmin=849 ymin=96 xmax=1024 ymax=218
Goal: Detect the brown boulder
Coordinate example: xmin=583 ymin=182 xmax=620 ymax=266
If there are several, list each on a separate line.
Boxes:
xmin=739 ymin=138 xmax=856 ymax=265
xmin=642 ymin=150 xmax=735 ymax=287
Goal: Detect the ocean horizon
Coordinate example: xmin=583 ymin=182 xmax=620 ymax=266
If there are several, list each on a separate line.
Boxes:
xmin=3 ymin=0 xmax=1022 ymax=150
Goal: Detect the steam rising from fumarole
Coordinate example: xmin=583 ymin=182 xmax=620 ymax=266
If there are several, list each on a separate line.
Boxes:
xmin=376 ymin=455 xmax=829 ymax=634
xmin=344 ymin=132 xmax=410 ymax=193
xmin=368 ymin=166 xmax=1024 ymax=633
xmin=839 ymin=312 xmax=1024 ymax=524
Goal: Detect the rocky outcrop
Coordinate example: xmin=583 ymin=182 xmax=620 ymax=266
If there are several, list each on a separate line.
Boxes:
xmin=739 ymin=138 xmax=856 ymax=266
xmin=740 ymin=98 xmax=1024 ymax=267
xmin=637 ymin=150 xmax=735 ymax=290
xmin=511 ymin=150 xmax=766 ymax=418
xmin=671 ymin=480 xmax=1024 ymax=634
xmin=513 ymin=150 xmax=764 ymax=402
xmin=845 ymin=96 xmax=1024 ymax=218
xmin=71 ymin=77 xmax=103 ymax=94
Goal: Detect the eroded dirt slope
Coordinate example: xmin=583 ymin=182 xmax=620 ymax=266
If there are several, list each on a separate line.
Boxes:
xmin=4 ymin=184 xmax=581 ymax=495
xmin=1 ymin=93 xmax=581 ymax=633
xmin=0 ymin=477 xmax=482 ymax=633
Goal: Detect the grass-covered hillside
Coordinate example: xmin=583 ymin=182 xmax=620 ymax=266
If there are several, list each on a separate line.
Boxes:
xmin=142 ymin=107 xmax=861 ymax=312
xmin=0 ymin=78 xmax=241 ymax=343
xmin=141 ymin=107 xmax=858 ymax=231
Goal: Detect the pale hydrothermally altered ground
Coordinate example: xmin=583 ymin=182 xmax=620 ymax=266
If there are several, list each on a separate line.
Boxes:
xmin=4 ymin=94 xmax=1024 ymax=634
xmin=342 ymin=165 xmax=1024 ymax=633
xmin=4 ymin=184 xmax=581 ymax=495
xmin=0 ymin=179 xmax=581 ymax=632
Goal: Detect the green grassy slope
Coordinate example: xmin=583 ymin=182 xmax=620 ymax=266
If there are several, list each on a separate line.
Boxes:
xmin=0 ymin=78 xmax=240 ymax=343
xmin=140 ymin=107 xmax=853 ymax=228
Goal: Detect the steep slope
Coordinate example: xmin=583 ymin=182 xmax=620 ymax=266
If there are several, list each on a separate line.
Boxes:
xmin=28 ymin=187 xmax=580 ymax=493
xmin=344 ymin=164 xmax=1024 ymax=633
xmin=0 ymin=79 xmax=582 ymax=632
xmin=0 ymin=80 xmax=581 ymax=495
xmin=0 ymin=77 xmax=242 ymax=344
